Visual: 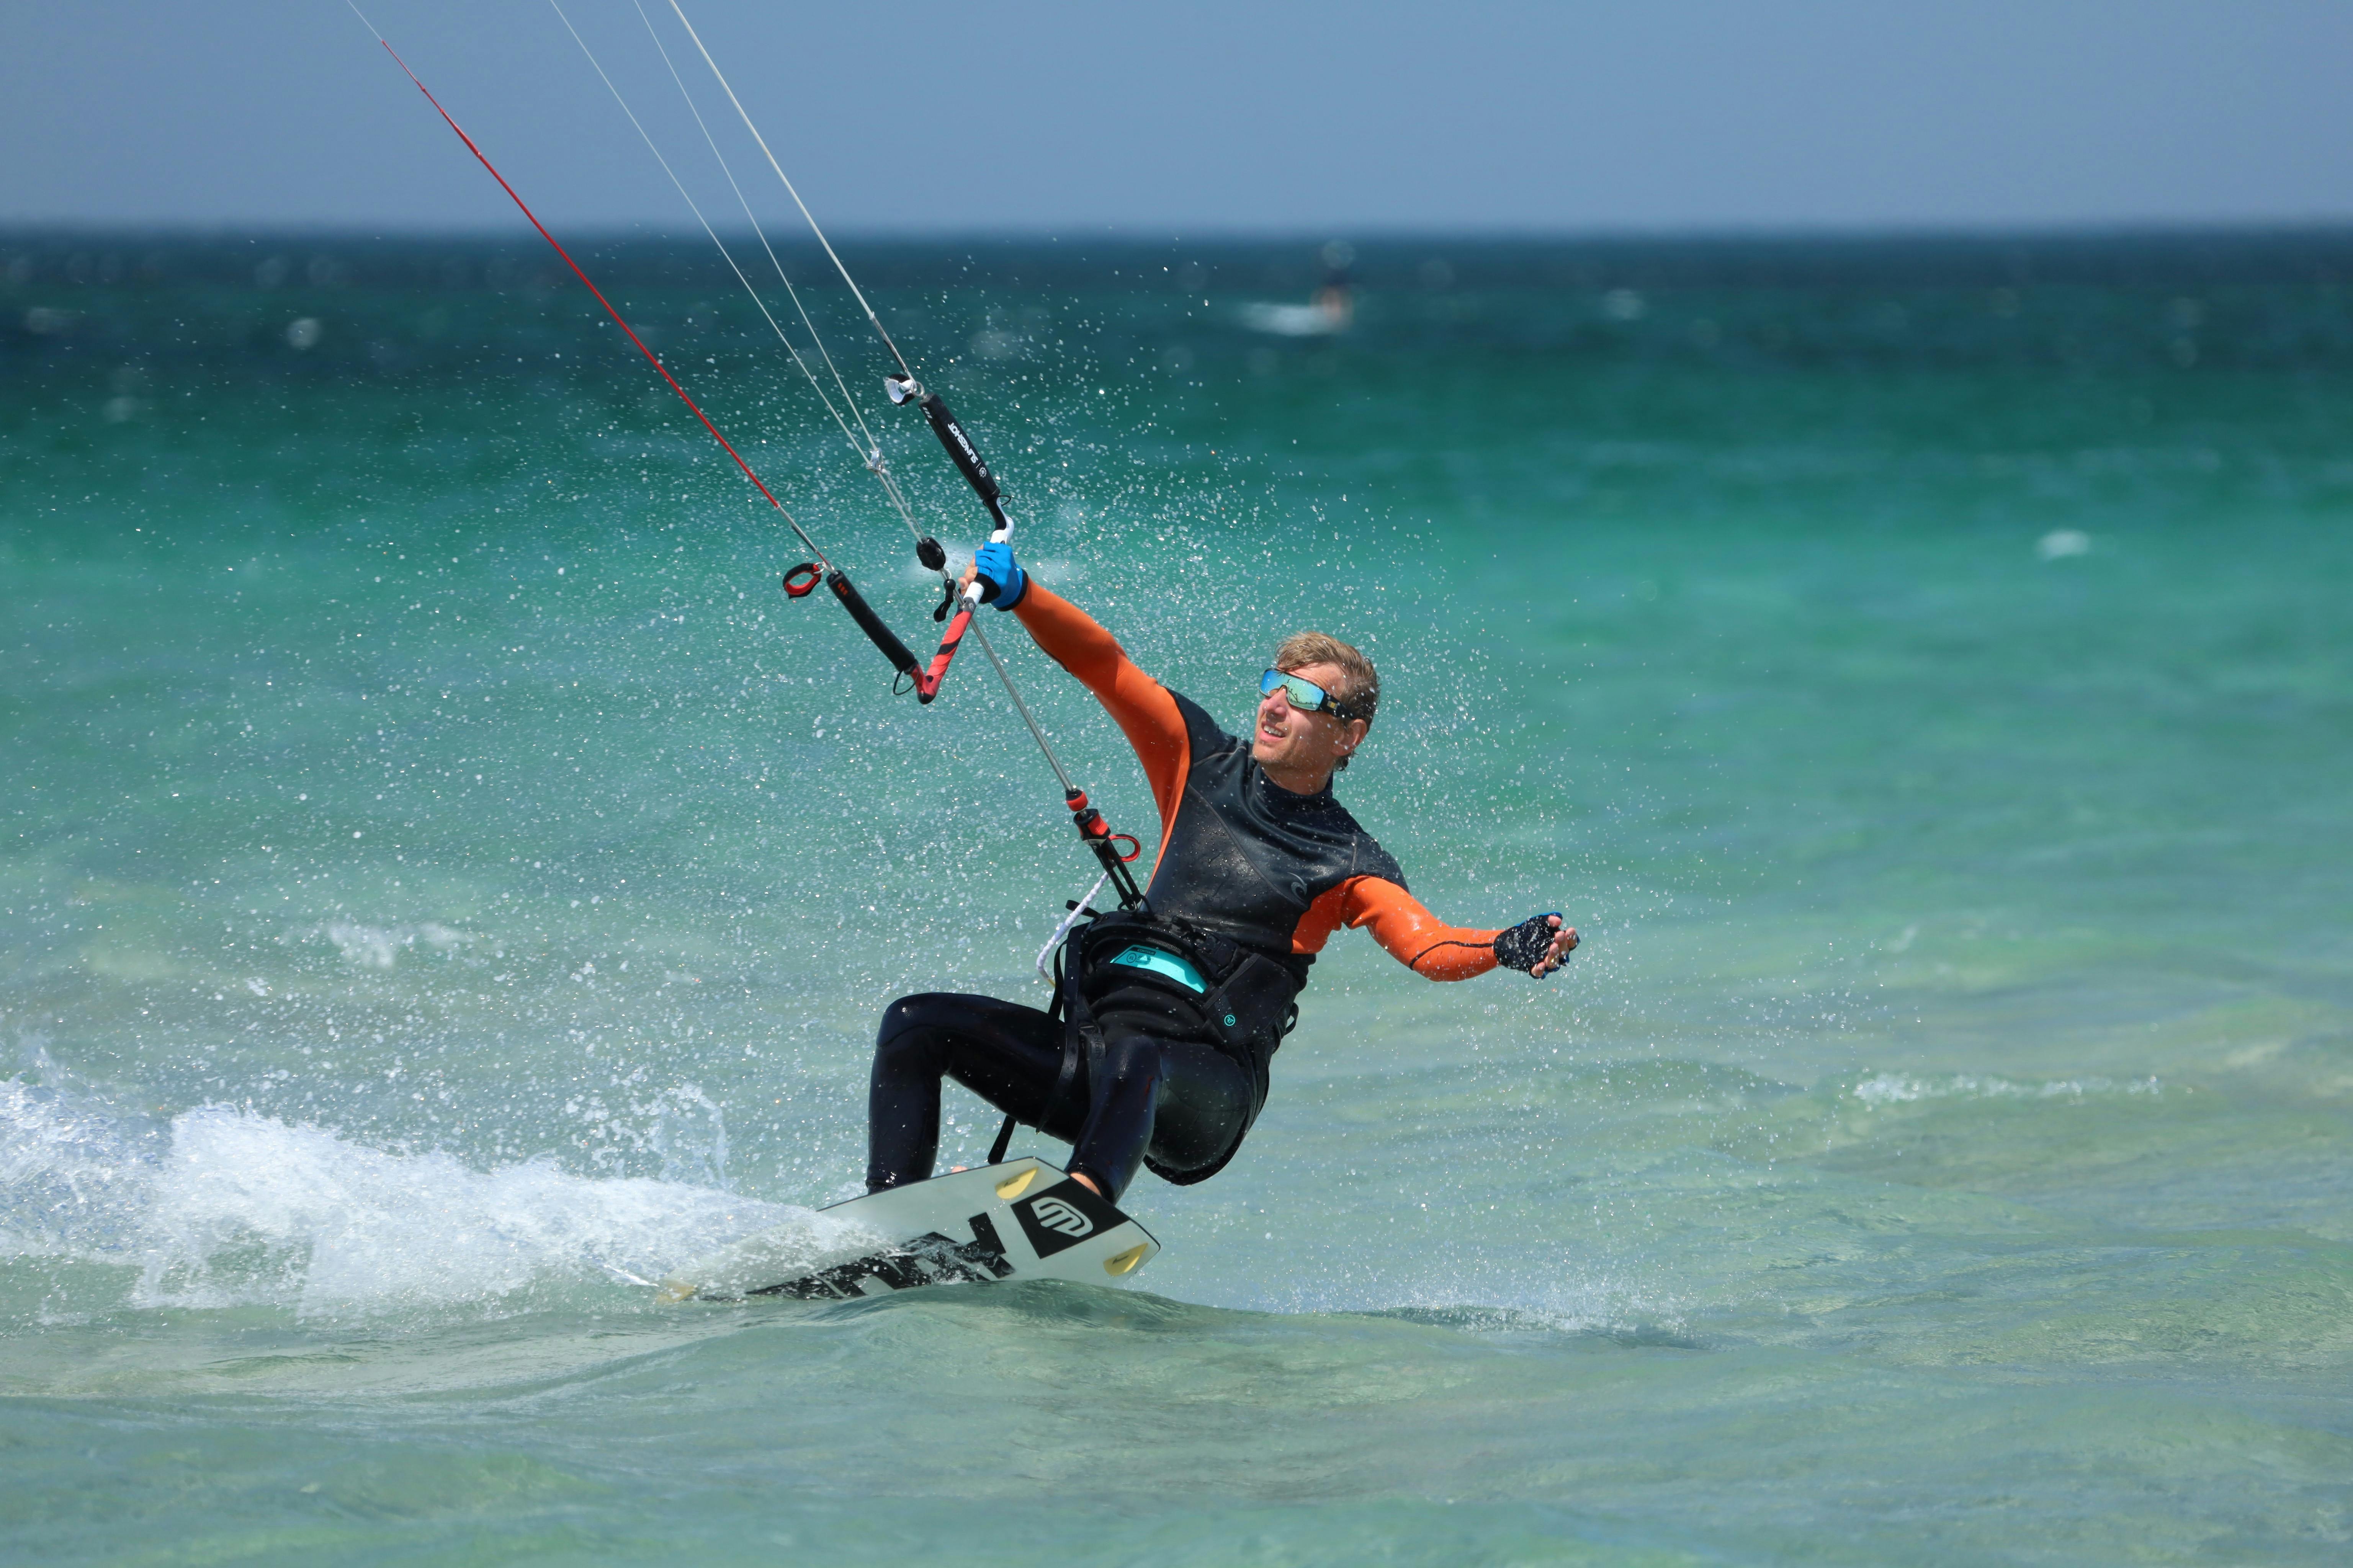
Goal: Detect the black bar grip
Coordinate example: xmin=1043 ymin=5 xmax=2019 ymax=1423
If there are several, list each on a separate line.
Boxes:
xmin=826 ymin=569 xmax=920 ymax=683
xmin=918 ymin=390 xmax=1010 ymax=530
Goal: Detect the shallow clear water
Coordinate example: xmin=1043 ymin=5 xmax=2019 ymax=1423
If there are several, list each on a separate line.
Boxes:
xmin=4 ymin=233 xmax=2351 ymax=1564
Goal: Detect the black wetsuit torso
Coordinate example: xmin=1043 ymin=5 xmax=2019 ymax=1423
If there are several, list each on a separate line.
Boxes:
xmin=1070 ymin=693 xmax=1406 ymax=1113
xmin=1144 ymin=692 xmax=1406 ymax=972
xmin=869 ymin=692 xmax=1408 ymax=1200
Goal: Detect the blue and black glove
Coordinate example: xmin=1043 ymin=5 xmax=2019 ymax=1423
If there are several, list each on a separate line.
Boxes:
xmin=974 ymin=539 xmax=1027 ymax=611
xmin=1495 ymin=913 xmax=1565 ymax=977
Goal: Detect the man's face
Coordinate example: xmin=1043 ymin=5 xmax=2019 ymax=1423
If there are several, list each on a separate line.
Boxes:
xmin=1251 ymin=660 xmax=1369 ymax=782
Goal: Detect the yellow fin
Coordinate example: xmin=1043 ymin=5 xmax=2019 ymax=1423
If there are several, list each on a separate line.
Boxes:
xmin=994 ymin=1167 xmax=1038 ymax=1200
xmin=1102 ymin=1243 xmax=1149 ymax=1276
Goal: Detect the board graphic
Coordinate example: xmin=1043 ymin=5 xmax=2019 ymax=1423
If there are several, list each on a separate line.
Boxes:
xmin=656 ymin=1159 xmax=1158 ymax=1302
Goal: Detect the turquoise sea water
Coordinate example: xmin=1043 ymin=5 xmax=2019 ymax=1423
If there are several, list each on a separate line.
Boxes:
xmin=5 ymin=231 xmax=2351 ymax=1564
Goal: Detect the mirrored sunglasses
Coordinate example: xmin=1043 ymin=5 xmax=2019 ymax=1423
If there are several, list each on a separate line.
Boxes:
xmin=1260 ymin=668 xmax=1364 ymax=723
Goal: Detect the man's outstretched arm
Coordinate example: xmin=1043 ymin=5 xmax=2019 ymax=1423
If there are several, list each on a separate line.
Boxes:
xmin=1296 ymin=877 xmax=1578 ymax=980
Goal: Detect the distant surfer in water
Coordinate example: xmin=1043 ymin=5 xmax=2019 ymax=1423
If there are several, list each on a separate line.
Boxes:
xmin=1312 ymin=238 xmax=1355 ymax=330
xmin=867 ymin=542 xmax=1577 ymax=1202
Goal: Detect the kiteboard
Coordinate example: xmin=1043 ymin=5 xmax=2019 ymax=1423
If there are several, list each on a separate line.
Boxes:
xmin=655 ymin=1158 xmax=1159 ymax=1303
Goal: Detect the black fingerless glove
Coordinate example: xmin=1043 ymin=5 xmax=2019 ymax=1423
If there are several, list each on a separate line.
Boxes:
xmin=1494 ymin=913 xmax=1561 ymax=975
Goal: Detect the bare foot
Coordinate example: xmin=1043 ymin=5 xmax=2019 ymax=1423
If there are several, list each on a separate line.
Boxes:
xmin=1070 ymin=1170 xmax=1104 ymax=1198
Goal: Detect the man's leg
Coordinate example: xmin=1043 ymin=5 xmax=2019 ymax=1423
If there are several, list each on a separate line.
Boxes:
xmin=1065 ymin=1026 xmax=1164 ymax=1203
xmin=867 ymin=992 xmax=1063 ymax=1192
xmin=869 ymin=996 xmax=1254 ymax=1203
xmin=1069 ymin=1030 xmax=1257 ymax=1199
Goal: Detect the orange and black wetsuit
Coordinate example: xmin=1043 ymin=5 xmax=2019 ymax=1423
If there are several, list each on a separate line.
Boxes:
xmin=867 ymin=586 xmax=1508 ymax=1201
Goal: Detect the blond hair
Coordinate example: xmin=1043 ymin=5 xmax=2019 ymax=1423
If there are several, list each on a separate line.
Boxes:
xmin=1273 ymin=631 xmax=1378 ymax=768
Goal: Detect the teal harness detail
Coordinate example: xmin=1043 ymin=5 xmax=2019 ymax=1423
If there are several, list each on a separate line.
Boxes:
xmin=1106 ymin=944 xmax=1207 ymax=993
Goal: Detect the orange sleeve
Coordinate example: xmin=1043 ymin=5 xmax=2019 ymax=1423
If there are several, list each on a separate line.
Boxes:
xmin=1009 ymin=584 xmax=1190 ymax=848
xmin=1292 ymin=876 xmax=1501 ymax=981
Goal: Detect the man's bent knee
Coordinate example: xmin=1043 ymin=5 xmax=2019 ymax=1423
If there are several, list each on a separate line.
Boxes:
xmin=873 ymin=994 xmax=960 ymax=1081
xmin=876 ymin=993 xmax=932 ymax=1042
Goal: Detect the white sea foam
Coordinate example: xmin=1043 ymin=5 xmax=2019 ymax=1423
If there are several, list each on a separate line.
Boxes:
xmin=1850 ymin=1071 xmax=2163 ymax=1108
xmin=307 ymin=919 xmax=480 ymax=969
xmin=2 ymin=1076 xmax=834 ymax=1318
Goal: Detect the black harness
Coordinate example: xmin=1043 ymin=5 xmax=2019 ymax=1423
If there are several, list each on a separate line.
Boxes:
xmin=988 ymin=908 xmax=1303 ymax=1183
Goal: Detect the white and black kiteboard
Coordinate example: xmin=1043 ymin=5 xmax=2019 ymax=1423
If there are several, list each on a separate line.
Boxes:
xmin=656 ymin=1158 xmax=1159 ymax=1303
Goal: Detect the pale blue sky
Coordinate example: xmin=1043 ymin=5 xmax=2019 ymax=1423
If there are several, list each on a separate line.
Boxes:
xmin=3 ymin=1 xmax=2348 ymax=234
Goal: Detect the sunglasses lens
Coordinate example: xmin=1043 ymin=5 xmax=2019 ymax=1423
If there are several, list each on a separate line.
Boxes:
xmin=1261 ymin=670 xmax=1330 ymax=712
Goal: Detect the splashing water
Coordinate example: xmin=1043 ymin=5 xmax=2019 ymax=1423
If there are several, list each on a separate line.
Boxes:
xmin=2 ymin=1072 xmax=827 ymax=1320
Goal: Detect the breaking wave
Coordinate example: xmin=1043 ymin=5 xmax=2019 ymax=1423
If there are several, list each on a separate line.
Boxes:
xmin=1 ymin=1073 xmax=821 ymax=1319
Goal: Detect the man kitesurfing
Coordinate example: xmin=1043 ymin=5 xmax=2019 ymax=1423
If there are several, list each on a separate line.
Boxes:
xmin=363 ymin=2 xmax=1579 ymax=1295
xmin=868 ymin=541 xmax=1580 ymax=1204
